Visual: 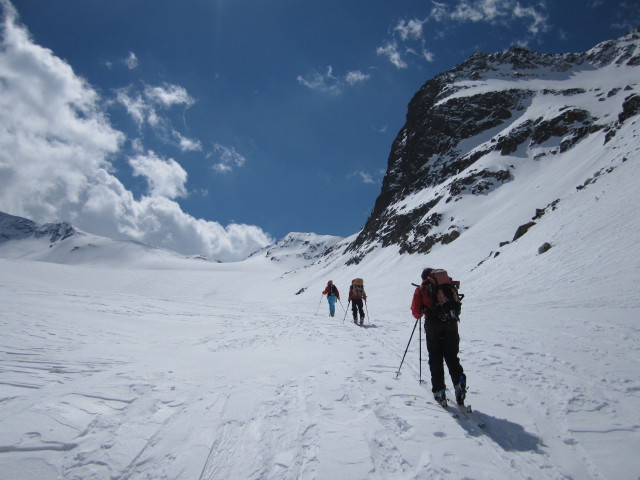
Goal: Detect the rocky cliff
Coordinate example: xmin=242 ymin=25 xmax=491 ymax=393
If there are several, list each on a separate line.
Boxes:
xmin=344 ymin=28 xmax=640 ymax=265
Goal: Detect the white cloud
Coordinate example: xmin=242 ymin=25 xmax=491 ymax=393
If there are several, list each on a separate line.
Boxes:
xmin=116 ymin=88 xmax=147 ymax=126
xmin=115 ymin=83 xmax=202 ymax=152
xmin=0 ymin=3 xmax=271 ymax=261
xmin=296 ymin=66 xmax=341 ymax=95
xmin=421 ymin=48 xmax=435 ymax=62
xmin=129 ymin=151 xmax=187 ymax=199
xmin=144 ymin=83 xmax=195 ymax=108
xmin=297 ymin=66 xmax=370 ymax=94
xmin=376 ymin=42 xmax=409 ymax=69
xmin=116 ymin=83 xmax=195 ymax=125
xmin=209 ymin=143 xmax=246 ymax=174
xmin=173 ymin=130 xmax=202 ymax=152
xmin=348 ymin=170 xmax=378 ymax=185
xmin=430 ymin=0 xmax=549 ymax=35
xmin=379 ymin=0 xmax=549 ymax=68
xmin=345 ymin=70 xmax=370 ymax=85
xmin=125 ymin=51 xmax=138 ymax=70
xmin=395 ymin=18 xmax=425 ymax=41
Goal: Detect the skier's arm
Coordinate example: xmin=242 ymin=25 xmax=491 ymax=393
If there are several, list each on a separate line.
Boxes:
xmin=410 ymin=287 xmax=423 ymax=319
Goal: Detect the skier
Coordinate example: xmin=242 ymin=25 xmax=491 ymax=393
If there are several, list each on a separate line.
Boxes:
xmin=322 ymin=280 xmax=340 ymax=317
xmin=411 ymin=268 xmax=467 ymax=406
xmin=348 ymin=278 xmax=367 ymax=326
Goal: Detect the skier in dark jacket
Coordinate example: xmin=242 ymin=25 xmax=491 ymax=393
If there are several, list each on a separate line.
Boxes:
xmin=411 ymin=268 xmax=466 ymax=406
xmin=348 ymin=279 xmax=367 ymax=326
xmin=322 ymin=280 xmax=340 ymax=317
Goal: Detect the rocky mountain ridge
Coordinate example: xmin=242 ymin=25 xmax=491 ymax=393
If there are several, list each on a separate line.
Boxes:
xmin=0 ymin=211 xmax=76 ymax=244
xmin=344 ymin=27 xmax=640 ymax=264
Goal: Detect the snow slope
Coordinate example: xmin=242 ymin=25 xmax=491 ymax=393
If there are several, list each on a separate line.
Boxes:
xmin=0 ymin=146 xmax=638 ymax=480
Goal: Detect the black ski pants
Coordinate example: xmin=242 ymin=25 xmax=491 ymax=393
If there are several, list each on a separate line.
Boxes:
xmin=351 ymin=299 xmax=365 ymax=320
xmin=424 ymin=318 xmax=464 ymax=393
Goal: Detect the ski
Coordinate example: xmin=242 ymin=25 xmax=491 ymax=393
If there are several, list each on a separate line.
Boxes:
xmin=447 ymin=398 xmax=486 ymax=428
xmin=432 ymin=398 xmax=459 ymax=418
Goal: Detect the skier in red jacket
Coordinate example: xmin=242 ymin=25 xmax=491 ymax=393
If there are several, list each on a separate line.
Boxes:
xmin=411 ymin=268 xmax=466 ymax=406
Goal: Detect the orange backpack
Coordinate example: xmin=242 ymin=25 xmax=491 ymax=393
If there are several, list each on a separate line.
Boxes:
xmin=351 ymin=278 xmax=364 ymax=300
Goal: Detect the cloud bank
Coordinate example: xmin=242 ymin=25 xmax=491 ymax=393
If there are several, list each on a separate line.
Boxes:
xmin=0 ymin=2 xmax=271 ymax=261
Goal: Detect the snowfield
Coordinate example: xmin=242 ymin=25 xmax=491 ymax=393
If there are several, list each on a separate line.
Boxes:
xmin=1 ymin=144 xmax=639 ymax=480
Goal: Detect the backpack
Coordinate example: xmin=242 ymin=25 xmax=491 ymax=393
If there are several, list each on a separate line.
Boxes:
xmin=327 ymin=284 xmax=337 ymax=296
xmin=424 ymin=269 xmax=464 ymax=322
xmin=351 ymin=278 xmax=364 ymax=300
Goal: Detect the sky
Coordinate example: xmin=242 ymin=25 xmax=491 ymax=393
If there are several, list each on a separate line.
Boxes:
xmin=0 ymin=0 xmax=638 ymax=261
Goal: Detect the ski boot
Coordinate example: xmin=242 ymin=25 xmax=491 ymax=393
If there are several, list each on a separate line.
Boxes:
xmin=434 ymin=389 xmax=447 ymax=408
xmin=454 ymin=374 xmax=467 ymax=406
xmin=359 ymin=315 xmax=364 ymax=326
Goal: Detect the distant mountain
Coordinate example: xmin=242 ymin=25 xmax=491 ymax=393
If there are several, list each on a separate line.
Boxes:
xmin=0 ymin=211 xmax=346 ymax=269
xmin=344 ymin=27 xmax=640 ymax=264
xmin=0 ymin=211 xmax=218 ymax=267
xmin=0 ymin=211 xmax=76 ymax=243
xmin=249 ymin=232 xmax=343 ymax=267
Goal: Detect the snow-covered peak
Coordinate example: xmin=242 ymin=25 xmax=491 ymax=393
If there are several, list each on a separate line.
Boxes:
xmin=249 ymin=232 xmax=343 ymax=267
xmin=0 ymin=211 xmax=219 ymax=268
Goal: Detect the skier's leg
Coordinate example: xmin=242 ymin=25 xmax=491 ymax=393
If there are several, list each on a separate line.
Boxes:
xmin=328 ymin=295 xmax=337 ymax=316
xmin=425 ymin=320 xmax=446 ymax=393
xmin=442 ymin=322 xmax=466 ymax=403
xmin=442 ymin=322 xmax=464 ymax=382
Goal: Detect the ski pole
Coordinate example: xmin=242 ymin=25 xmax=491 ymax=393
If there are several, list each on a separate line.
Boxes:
xmin=343 ymin=301 xmax=350 ymax=323
xmin=338 ymin=298 xmax=345 ymax=312
xmin=364 ymin=299 xmax=370 ymax=323
xmin=419 ymin=316 xmax=422 ymax=384
xmin=315 ymin=294 xmax=324 ymax=316
xmin=396 ymin=317 xmax=420 ymax=378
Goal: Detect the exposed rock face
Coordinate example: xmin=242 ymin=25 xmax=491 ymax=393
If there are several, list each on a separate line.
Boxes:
xmin=0 ymin=211 xmax=76 ymax=244
xmin=344 ymin=28 xmax=640 ymax=264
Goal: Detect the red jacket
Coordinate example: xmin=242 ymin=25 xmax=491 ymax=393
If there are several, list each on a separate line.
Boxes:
xmin=411 ymin=279 xmax=433 ymax=319
xmin=322 ymin=282 xmax=340 ymax=299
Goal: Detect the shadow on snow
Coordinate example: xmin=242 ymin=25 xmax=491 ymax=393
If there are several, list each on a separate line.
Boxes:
xmin=459 ymin=409 xmax=545 ymax=453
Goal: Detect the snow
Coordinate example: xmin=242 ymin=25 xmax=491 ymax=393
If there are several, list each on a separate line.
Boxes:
xmin=1 ymin=142 xmax=639 ymax=479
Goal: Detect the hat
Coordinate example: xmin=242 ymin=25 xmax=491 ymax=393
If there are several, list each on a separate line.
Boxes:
xmin=421 ymin=268 xmax=433 ymax=280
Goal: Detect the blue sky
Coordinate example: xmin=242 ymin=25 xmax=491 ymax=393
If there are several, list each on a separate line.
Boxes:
xmin=1 ymin=0 xmax=638 ymax=260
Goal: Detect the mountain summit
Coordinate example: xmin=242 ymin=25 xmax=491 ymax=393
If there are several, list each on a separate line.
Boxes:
xmin=344 ymin=28 xmax=640 ymax=265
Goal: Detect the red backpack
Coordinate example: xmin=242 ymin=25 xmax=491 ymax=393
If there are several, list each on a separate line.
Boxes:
xmin=424 ymin=269 xmax=464 ymax=322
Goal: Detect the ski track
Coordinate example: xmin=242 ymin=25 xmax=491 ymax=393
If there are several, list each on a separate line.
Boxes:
xmin=1 ymin=268 xmax=639 ymax=479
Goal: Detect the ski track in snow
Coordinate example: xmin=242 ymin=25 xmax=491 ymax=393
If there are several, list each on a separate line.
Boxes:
xmin=0 ymin=260 xmax=639 ymax=480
